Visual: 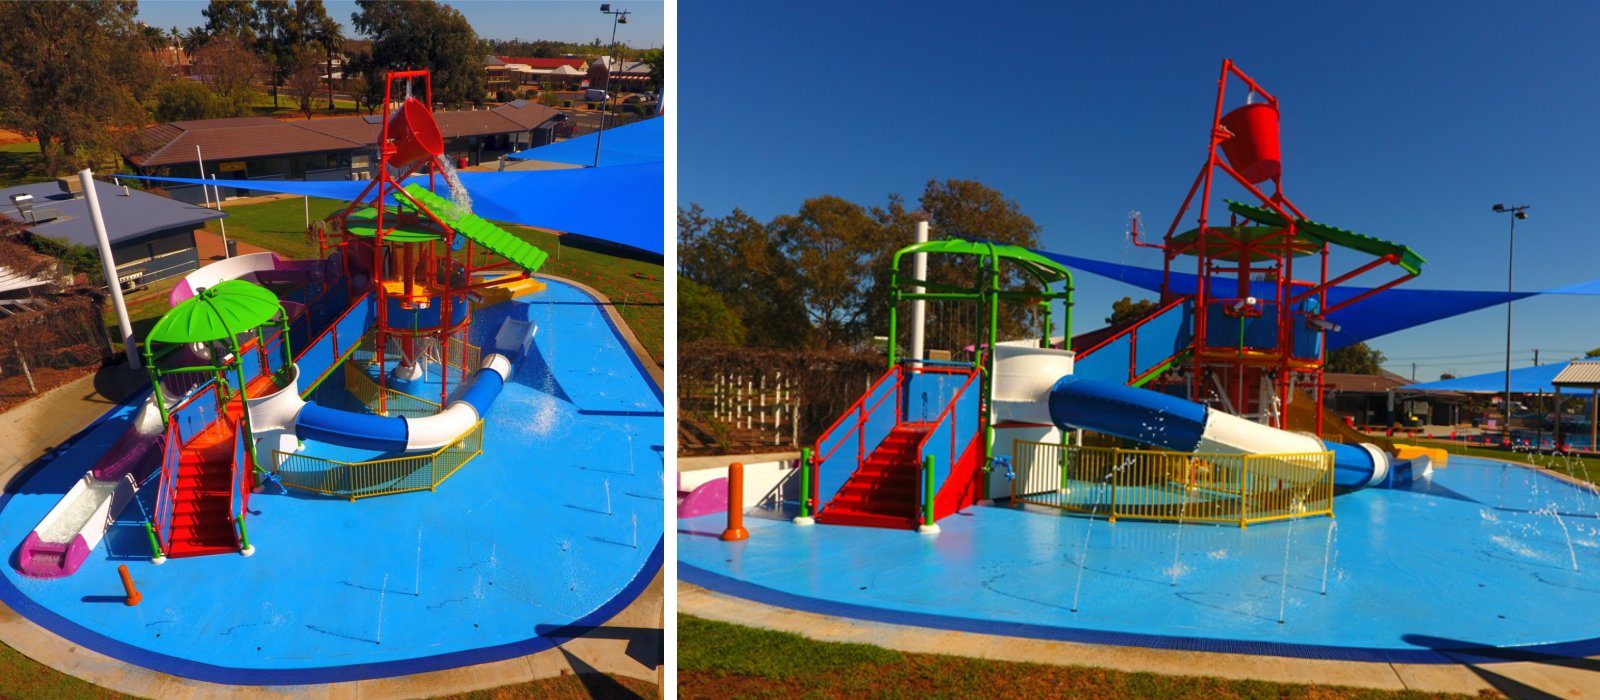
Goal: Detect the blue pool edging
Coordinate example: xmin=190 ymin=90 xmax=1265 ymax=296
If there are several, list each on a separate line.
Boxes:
xmin=679 ymin=558 xmax=1600 ymax=665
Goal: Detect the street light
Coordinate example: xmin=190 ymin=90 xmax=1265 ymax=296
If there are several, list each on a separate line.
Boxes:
xmin=1493 ymin=202 xmax=1530 ymax=445
xmin=595 ymin=3 xmax=631 ymax=168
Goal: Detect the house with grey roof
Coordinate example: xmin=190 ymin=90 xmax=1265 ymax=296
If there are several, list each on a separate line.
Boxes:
xmin=2 ymin=178 xmax=226 ymax=290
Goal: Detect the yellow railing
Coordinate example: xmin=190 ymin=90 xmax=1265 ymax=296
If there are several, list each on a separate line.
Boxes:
xmin=272 ymin=420 xmax=485 ymax=500
xmin=343 ymin=361 xmax=442 ymax=418
xmin=1010 ymin=441 xmax=1334 ymax=527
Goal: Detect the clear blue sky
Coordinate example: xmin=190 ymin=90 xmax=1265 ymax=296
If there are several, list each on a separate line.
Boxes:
xmin=136 ymin=0 xmax=663 ymax=47
xmin=680 ymin=1 xmax=1600 ymax=381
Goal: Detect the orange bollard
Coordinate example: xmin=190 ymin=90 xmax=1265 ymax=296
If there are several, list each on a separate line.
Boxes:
xmin=721 ymin=462 xmax=749 ymax=541
xmin=118 ymin=565 xmax=141 ymax=606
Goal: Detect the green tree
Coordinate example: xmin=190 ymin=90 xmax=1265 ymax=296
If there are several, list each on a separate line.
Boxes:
xmin=679 ymin=277 xmax=747 ymax=346
xmin=153 ymin=81 xmax=228 ymax=122
xmin=349 ymin=0 xmax=486 ymax=108
xmin=771 ymin=196 xmax=890 ymax=348
xmin=679 ymin=204 xmax=808 ymax=349
xmin=1325 ymin=342 xmax=1387 ymax=375
xmin=201 ymin=0 xmax=259 ymax=41
xmin=1586 ymin=347 xmax=1600 ymax=358
xmin=190 ymin=34 xmax=266 ymax=115
xmin=285 ymin=46 xmax=323 ymax=119
xmin=0 ymin=1 xmax=160 ymax=174
xmin=861 ymin=179 xmax=1045 ymax=354
xmin=1106 ymin=297 xmax=1157 ymax=325
xmin=307 ymin=7 xmax=344 ymax=109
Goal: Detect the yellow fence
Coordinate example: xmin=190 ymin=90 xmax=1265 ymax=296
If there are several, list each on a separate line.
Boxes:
xmin=272 ymin=420 xmax=484 ymax=500
xmin=272 ymin=331 xmax=488 ymax=500
xmin=1010 ymin=441 xmax=1334 ymax=527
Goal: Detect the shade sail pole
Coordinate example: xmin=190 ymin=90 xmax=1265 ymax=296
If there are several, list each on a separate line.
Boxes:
xmin=79 ymin=169 xmax=139 ymax=368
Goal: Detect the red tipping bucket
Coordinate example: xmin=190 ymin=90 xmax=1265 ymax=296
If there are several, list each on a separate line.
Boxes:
xmin=1218 ymin=103 xmax=1281 ymax=183
xmin=386 ymin=97 xmax=444 ymax=168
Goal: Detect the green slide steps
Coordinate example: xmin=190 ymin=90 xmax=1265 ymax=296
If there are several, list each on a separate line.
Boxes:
xmin=401 ymin=184 xmax=549 ymax=274
xmin=1225 ymin=199 xmax=1426 ymax=276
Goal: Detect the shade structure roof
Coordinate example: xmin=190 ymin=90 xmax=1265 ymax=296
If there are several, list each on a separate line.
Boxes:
xmin=1404 ymin=362 xmax=1571 ymax=394
xmin=116 ymin=164 xmax=664 ymax=256
xmin=508 ymin=117 xmax=663 ymax=167
xmin=902 ymin=238 xmax=1075 ymax=287
xmin=1553 ymin=361 xmax=1600 ymax=389
xmin=1030 ymin=249 xmax=1600 ymax=351
xmin=147 ymin=279 xmax=281 ymax=345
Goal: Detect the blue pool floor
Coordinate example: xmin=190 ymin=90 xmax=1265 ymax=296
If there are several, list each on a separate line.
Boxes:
xmin=681 ymin=456 xmax=1600 ymax=662
xmin=0 ymin=279 xmax=663 ymax=684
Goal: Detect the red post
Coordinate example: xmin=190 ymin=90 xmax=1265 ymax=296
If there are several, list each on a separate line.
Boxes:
xmin=721 ymin=462 xmax=749 ymax=541
xmin=118 ymin=565 xmax=141 ymax=606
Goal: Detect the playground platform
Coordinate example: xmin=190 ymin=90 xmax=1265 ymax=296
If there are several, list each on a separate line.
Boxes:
xmin=0 ymin=279 xmax=664 ymax=687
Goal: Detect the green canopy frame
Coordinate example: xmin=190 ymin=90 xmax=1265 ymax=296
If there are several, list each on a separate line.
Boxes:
xmin=886 ymin=238 xmax=1075 ymax=485
xmin=142 ymin=279 xmax=295 ymax=472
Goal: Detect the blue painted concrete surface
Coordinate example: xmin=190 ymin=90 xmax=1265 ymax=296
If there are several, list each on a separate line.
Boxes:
xmin=681 ymin=457 xmax=1600 ymax=660
xmin=0 ymin=280 xmax=663 ymax=683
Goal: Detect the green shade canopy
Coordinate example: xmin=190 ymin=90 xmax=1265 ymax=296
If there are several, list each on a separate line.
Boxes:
xmin=1169 ymin=225 xmax=1318 ymax=260
xmin=147 ymin=279 xmax=282 ymax=345
xmin=1225 ymin=200 xmax=1427 ymax=275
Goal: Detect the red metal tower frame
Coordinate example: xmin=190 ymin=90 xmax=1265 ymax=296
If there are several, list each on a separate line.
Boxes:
xmin=1134 ymin=60 xmax=1418 ymax=433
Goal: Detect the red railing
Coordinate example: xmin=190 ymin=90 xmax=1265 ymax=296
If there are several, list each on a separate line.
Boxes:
xmin=808 ymin=364 xmax=907 ymax=514
xmin=1074 ymin=295 xmax=1192 ymax=385
xmin=914 ymin=366 xmax=983 ymax=525
xmin=153 ymin=415 xmax=183 ymax=555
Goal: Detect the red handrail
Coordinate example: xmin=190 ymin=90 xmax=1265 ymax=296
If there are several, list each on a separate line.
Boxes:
xmin=1076 ymin=295 xmax=1190 ymax=359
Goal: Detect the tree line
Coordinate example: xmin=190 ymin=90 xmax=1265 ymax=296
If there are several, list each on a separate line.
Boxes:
xmin=0 ymin=0 xmax=597 ymax=176
xmin=681 ymin=179 xmax=1058 ymax=354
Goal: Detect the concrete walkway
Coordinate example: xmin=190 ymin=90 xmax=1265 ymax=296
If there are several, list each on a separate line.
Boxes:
xmin=0 ymin=273 xmax=665 ymax=697
xmin=681 ymin=569 xmax=1600 ymax=697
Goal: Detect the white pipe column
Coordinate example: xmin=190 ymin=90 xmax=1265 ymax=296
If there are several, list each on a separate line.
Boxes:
xmin=910 ymin=219 xmax=929 ymax=364
xmin=78 ymin=170 xmax=139 ymax=368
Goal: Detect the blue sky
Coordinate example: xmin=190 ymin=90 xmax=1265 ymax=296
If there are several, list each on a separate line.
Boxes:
xmin=680 ymin=1 xmax=1600 ymax=381
xmin=136 ymin=0 xmax=663 ymax=47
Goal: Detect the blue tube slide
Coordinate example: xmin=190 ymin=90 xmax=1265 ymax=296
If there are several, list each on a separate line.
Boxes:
xmin=1047 ymin=376 xmax=1392 ymax=492
xmin=292 ymin=317 xmax=535 ymax=454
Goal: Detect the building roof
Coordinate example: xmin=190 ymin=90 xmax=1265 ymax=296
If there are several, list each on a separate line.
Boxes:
xmin=128 ymin=107 xmax=564 ymax=168
xmin=1323 ymin=371 xmax=1411 ymax=394
xmin=1 ymin=180 xmax=225 ymax=247
xmin=1554 ymin=360 xmax=1600 ymax=389
xmin=498 ymin=56 xmax=587 ymax=70
xmin=490 ymin=100 xmax=562 ymax=130
xmin=128 ymin=119 xmax=368 ymax=168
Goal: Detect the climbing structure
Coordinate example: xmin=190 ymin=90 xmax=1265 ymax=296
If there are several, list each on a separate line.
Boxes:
xmin=310 ymin=69 xmax=548 ymax=412
xmin=1121 ymin=59 xmax=1426 ymax=432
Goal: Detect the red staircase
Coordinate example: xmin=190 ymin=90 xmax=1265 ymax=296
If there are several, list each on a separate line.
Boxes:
xmin=816 ymin=423 xmax=931 ymax=529
xmin=165 ymin=407 xmax=241 ymax=558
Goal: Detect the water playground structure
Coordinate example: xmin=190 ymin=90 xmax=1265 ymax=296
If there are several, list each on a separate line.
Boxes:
xmin=680 ymin=60 xmax=1600 ymax=662
xmin=1 ymin=69 xmax=662 ymax=683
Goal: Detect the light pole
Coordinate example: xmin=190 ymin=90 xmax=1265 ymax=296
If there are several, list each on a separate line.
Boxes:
xmin=595 ymin=3 xmax=630 ymax=167
xmin=1493 ymin=202 xmax=1529 ymax=444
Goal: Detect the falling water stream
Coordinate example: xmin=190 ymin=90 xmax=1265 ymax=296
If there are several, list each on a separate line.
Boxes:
xmin=1319 ymin=520 xmax=1339 ymax=596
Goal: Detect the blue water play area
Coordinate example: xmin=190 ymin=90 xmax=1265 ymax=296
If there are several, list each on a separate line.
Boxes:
xmin=682 ymin=456 xmax=1600 ymax=661
xmin=0 ymin=279 xmax=662 ymax=683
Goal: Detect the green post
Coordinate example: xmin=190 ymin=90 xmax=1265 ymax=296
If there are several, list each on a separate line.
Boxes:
xmin=795 ymin=447 xmax=814 ymax=524
xmin=237 ymin=516 xmax=254 ymax=555
xmin=921 ymin=454 xmax=937 ymax=531
xmin=886 ymin=262 xmax=901 ymax=367
xmin=143 ymin=522 xmax=163 ymax=561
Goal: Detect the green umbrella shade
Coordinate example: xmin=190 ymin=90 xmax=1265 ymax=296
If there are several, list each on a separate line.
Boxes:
xmin=147 ymin=279 xmax=282 ymax=345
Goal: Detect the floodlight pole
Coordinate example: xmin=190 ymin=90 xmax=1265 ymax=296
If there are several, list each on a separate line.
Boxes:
xmin=594 ymin=4 xmax=630 ymax=167
xmin=79 ymin=170 xmax=139 ymax=368
xmin=1495 ymin=203 xmax=1529 ymax=443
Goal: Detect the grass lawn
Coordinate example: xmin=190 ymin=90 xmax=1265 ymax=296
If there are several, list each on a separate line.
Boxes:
xmin=0 ymin=141 xmax=46 ymax=188
xmin=678 ymin=616 xmax=1482 ymax=700
xmin=248 ymin=91 xmax=362 ymax=118
xmin=196 ymin=196 xmax=663 ymax=362
xmin=0 ymin=637 xmax=654 ymax=698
